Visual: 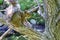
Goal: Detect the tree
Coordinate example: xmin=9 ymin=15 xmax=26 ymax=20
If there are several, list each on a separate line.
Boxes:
xmin=41 ymin=0 xmax=60 ymax=40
